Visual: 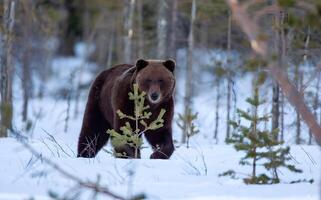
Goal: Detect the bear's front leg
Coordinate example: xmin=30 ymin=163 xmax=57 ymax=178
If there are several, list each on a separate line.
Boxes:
xmin=114 ymin=144 xmax=140 ymax=159
xmin=146 ymin=128 xmax=174 ymax=159
xmin=150 ymin=143 xmax=174 ymax=159
xmin=112 ymin=113 xmax=141 ymax=159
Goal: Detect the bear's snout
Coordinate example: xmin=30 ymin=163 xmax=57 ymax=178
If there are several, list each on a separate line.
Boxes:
xmin=148 ymin=91 xmax=161 ymax=104
xmin=151 ymin=92 xmax=159 ymax=101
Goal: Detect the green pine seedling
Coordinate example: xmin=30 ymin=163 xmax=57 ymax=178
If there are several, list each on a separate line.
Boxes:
xmin=223 ymin=83 xmax=302 ymax=184
xmin=107 ymin=84 xmax=166 ymax=158
xmin=177 ymin=108 xmax=199 ymax=148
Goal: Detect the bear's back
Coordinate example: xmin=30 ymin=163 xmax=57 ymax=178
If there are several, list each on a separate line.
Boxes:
xmin=96 ymin=64 xmax=135 ymax=123
xmin=105 ymin=64 xmax=134 ymax=79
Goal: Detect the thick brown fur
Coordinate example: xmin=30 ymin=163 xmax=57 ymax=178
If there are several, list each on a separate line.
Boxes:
xmin=77 ymin=59 xmax=176 ymax=159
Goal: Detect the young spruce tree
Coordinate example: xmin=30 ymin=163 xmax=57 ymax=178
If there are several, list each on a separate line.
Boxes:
xmin=107 ymin=84 xmax=166 ymax=158
xmin=177 ymin=108 xmax=199 ymax=148
xmin=224 ymin=78 xmax=302 ymax=184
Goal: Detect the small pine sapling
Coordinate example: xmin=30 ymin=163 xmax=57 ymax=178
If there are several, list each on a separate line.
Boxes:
xmin=107 ymin=84 xmax=166 ymax=158
xmin=223 ymin=81 xmax=302 ymax=184
xmin=177 ymin=108 xmax=199 ymax=148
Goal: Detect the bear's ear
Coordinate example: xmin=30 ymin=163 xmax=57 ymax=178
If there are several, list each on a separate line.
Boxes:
xmin=135 ymin=59 xmax=149 ymax=72
xmin=163 ymin=59 xmax=176 ymax=73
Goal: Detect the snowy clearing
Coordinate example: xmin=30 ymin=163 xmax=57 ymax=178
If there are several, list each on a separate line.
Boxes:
xmin=0 ymin=135 xmax=319 ymax=200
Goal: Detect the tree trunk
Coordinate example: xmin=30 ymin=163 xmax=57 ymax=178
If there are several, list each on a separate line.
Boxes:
xmin=279 ymin=10 xmax=287 ymax=143
xmin=74 ymin=4 xmax=90 ymax=118
xmin=106 ymin=13 xmax=116 ymax=67
xmin=271 ymin=82 xmax=280 ymax=135
xmin=226 ymin=77 xmax=231 ymax=141
xmin=169 ymin=0 xmax=177 ymax=60
xmin=272 ymin=10 xmax=287 ymax=139
xmin=303 ymin=27 xmax=315 ymax=145
xmin=280 ymin=91 xmax=285 ymax=142
xmin=107 ymin=24 xmax=115 ymax=67
xmin=200 ymin=21 xmax=208 ymax=48
xmin=232 ymin=80 xmax=238 ymax=122
xmin=0 ymin=0 xmax=15 ymax=137
xmin=22 ymin=52 xmax=31 ymax=122
xmin=310 ymin=74 xmax=319 ymax=145
xmin=20 ymin=0 xmax=34 ymax=123
xmin=157 ymin=0 xmax=167 ymax=59
xmin=252 ymin=150 xmax=257 ymax=179
xmin=137 ymin=0 xmax=144 ymax=58
xmin=225 ymin=9 xmax=232 ymax=142
xmin=59 ymin=0 xmax=82 ymax=56
xmin=124 ymin=0 xmax=135 ymax=63
xmin=295 ymin=106 xmax=301 ymax=144
xmin=294 ymin=65 xmax=302 ymax=144
xmin=92 ymin=12 xmax=110 ymax=67
xmin=214 ymin=81 xmax=220 ymax=143
xmin=182 ymin=0 xmax=196 ymax=143
xmin=169 ymin=0 xmax=178 ymax=99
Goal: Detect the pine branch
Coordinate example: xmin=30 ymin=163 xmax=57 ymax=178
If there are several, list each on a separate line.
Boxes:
xmin=107 ymin=84 xmax=166 ymax=157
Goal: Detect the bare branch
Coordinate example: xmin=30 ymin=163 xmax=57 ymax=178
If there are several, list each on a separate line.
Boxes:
xmin=16 ymin=135 xmax=126 ymax=200
xmin=226 ymin=0 xmax=267 ymax=56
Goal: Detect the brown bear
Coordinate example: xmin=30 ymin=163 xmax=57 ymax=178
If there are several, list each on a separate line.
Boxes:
xmin=77 ymin=59 xmax=175 ymax=159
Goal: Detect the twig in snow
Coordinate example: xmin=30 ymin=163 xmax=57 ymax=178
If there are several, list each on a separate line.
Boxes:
xmin=299 ymin=146 xmax=317 ymax=165
xmin=24 ymin=142 xmax=126 ymax=199
xmin=42 ymin=128 xmax=71 ymax=157
xmin=12 ymin=131 xmax=127 ymax=200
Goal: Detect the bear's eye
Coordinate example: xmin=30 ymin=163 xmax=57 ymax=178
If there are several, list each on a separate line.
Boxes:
xmin=145 ymin=79 xmax=152 ymax=84
xmin=158 ymin=79 xmax=164 ymax=83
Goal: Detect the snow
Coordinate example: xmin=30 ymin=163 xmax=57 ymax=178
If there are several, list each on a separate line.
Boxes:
xmin=1 ymin=53 xmax=320 ymax=199
xmin=0 ymin=137 xmax=319 ymax=200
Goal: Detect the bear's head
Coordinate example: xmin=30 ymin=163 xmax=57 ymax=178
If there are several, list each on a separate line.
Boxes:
xmin=134 ymin=59 xmax=175 ymax=104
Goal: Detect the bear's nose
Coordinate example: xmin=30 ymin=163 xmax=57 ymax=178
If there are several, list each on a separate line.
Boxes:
xmin=150 ymin=92 xmax=159 ymax=101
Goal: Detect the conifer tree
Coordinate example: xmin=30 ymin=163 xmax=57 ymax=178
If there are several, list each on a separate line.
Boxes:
xmin=107 ymin=84 xmax=166 ymax=158
xmin=177 ymin=108 xmax=199 ymax=148
xmin=225 ymin=79 xmax=302 ymax=184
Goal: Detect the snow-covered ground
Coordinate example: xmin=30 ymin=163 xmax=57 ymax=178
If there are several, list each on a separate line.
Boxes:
xmin=0 ymin=134 xmax=319 ymax=200
xmin=1 ymin=52 xmax=320 ymax=200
